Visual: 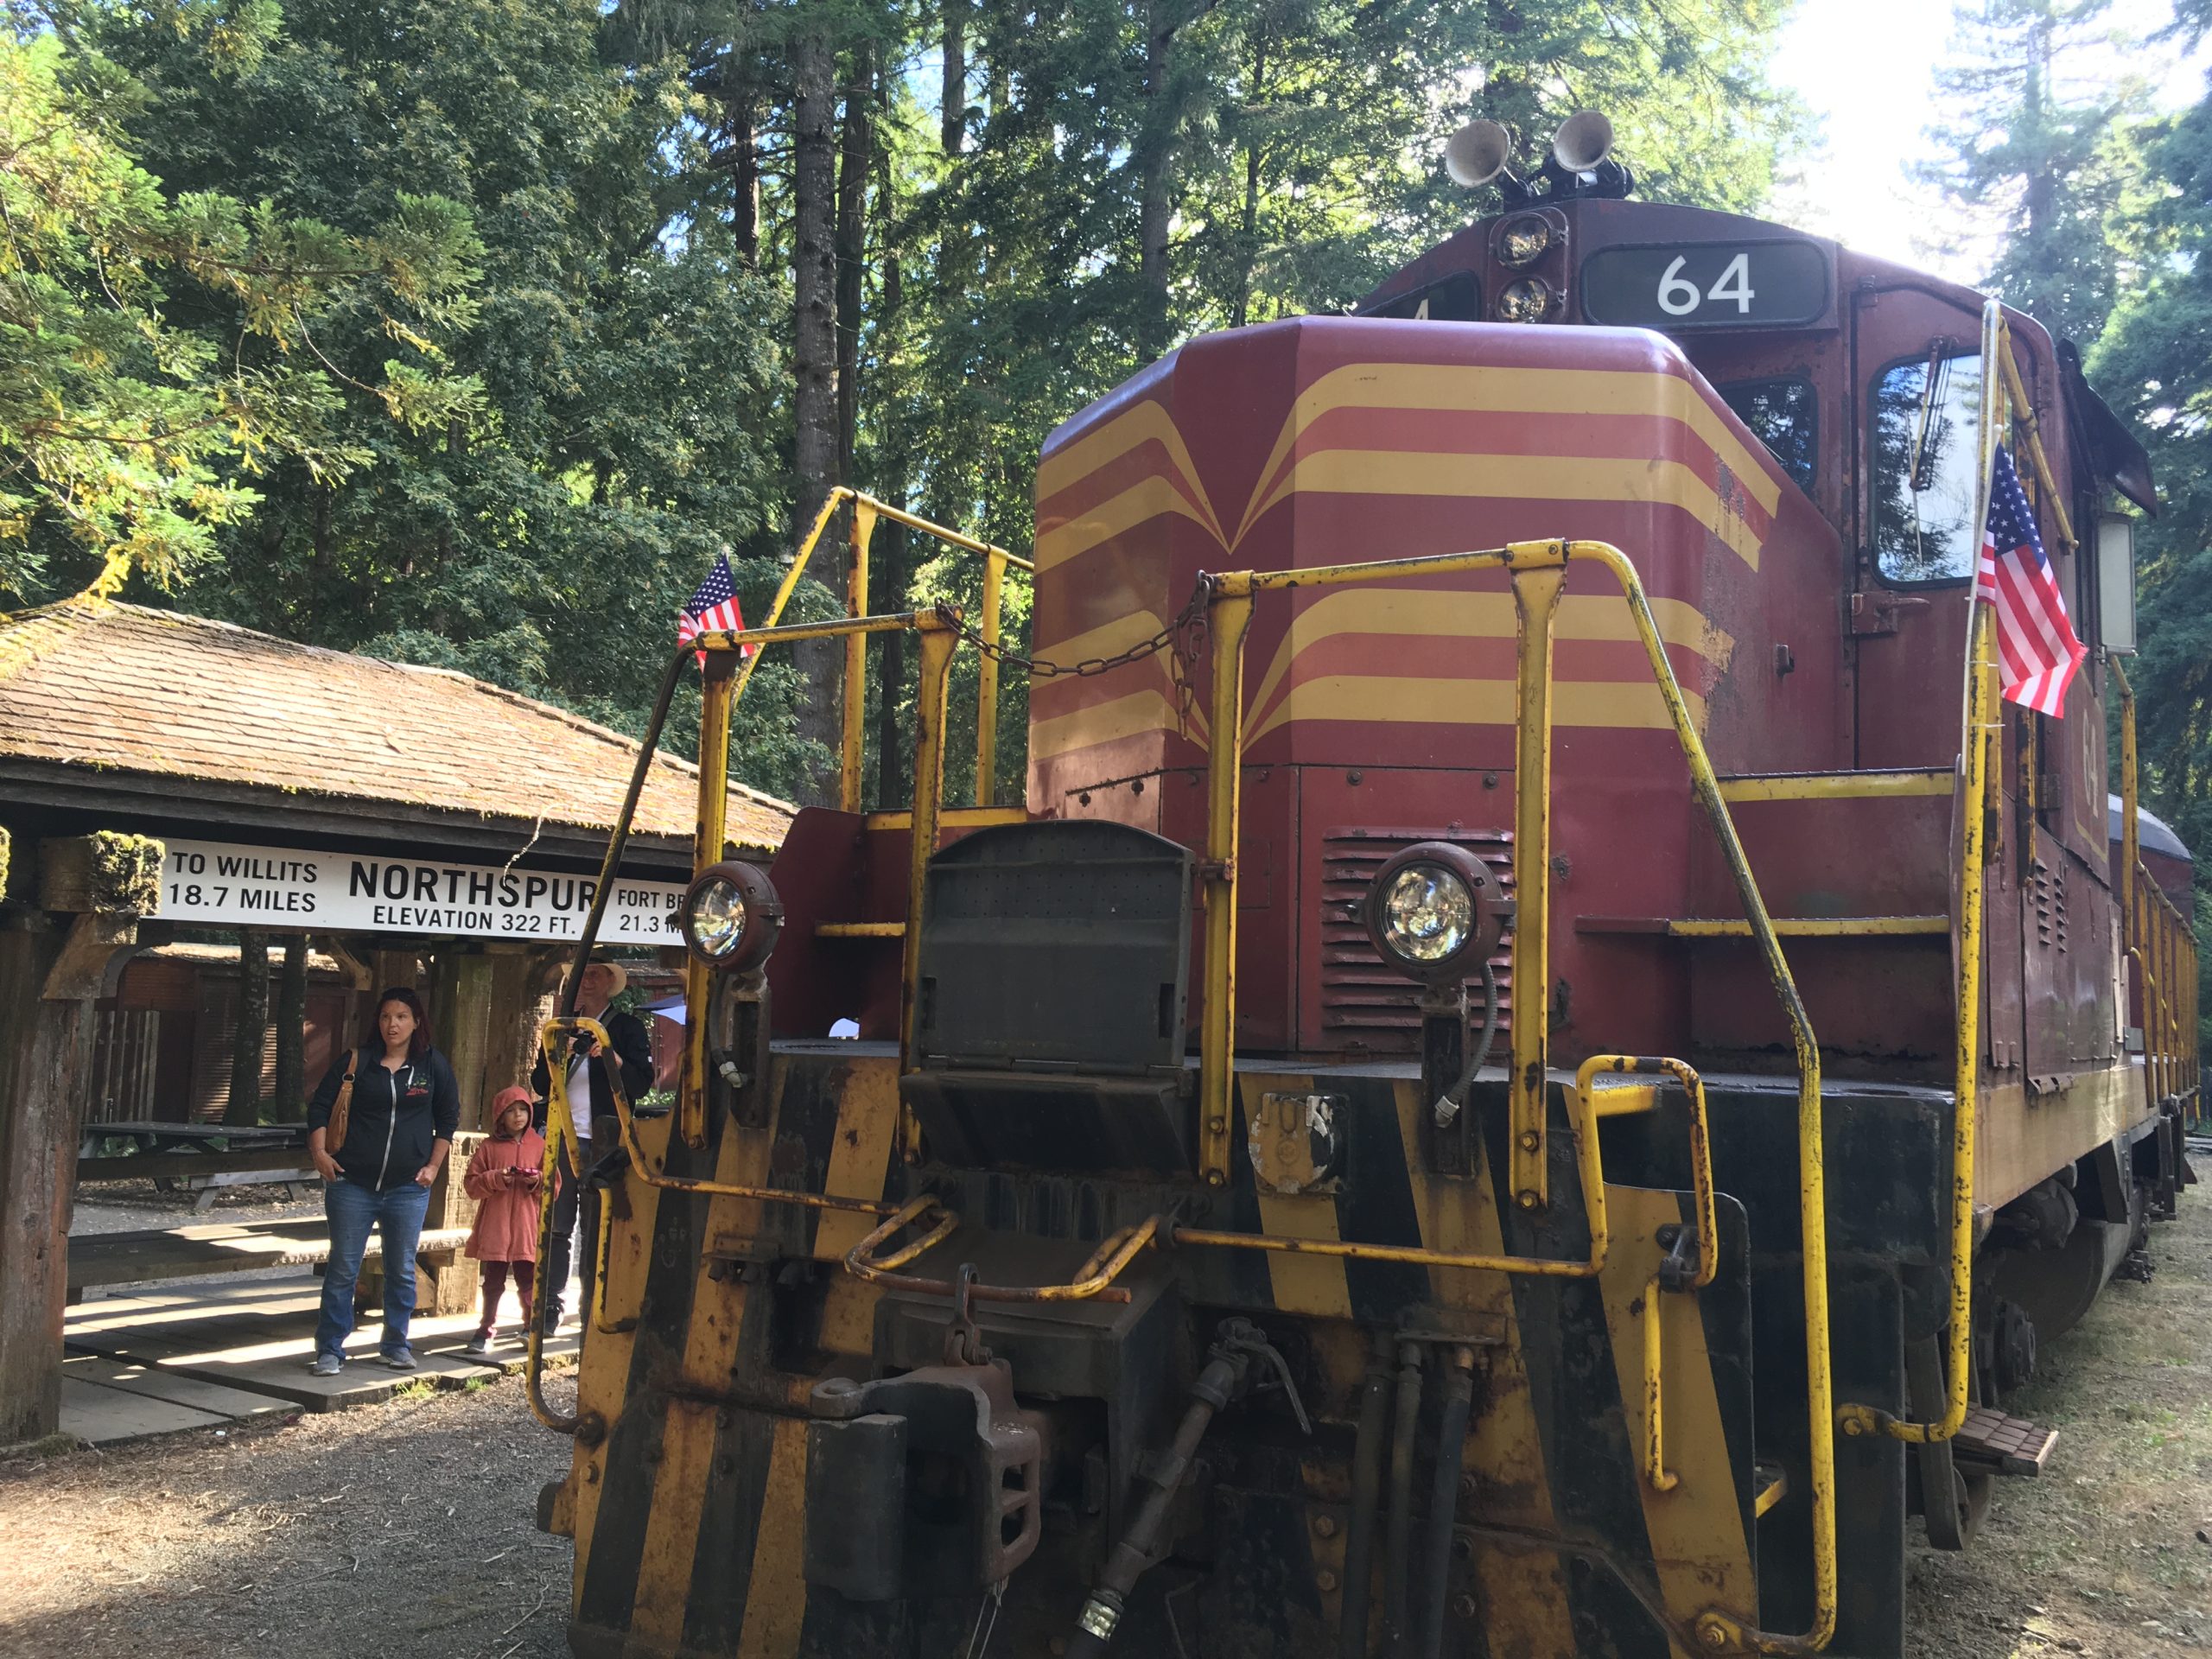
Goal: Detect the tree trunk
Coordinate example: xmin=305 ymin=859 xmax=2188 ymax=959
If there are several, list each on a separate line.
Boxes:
xmin=874 ymin=508 xmax=908 ymax=810
xmin=1232 ymin=33 xmax=1266 ymax=331
xmin=274 ymin=934 xmax=308 ymax=1121
xmin=227 ymin=929 xmax=268 ymax=1126
xmin=836 ymin=41 xmax=873 ymax=488
xmin=728 ymin=64 xmax=760 ymax=266
xmin=942 ymin=0 xmax=966 ymax=155
xmin=791 ymin=28 xmax=844 ymax=802
xmin=1137 ymin=0 xmax=1181 ymax=360
xmin=793 ymin=30 xmax=841 ymax=528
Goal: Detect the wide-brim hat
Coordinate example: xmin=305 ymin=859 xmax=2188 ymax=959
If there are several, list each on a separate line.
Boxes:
xmin=588 ymin=958 xmax=628 ymax=996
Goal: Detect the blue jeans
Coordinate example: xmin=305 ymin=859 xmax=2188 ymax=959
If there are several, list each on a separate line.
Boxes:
xmin=318 ymin=1178 xmax=432 ymax=1358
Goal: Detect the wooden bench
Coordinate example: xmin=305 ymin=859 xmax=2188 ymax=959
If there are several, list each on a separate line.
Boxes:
xmin=78 ymin=1146 xmax=322 ymax=1211
xmin=68 ymin=1220 xmax=473 ymax=1294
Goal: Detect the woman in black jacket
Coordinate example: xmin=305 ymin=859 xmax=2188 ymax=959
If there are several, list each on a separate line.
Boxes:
xmin=304 ymin=986 xmax=461 ymax=1375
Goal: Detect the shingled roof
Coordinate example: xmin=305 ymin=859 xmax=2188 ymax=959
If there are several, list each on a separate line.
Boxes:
xmin=0 ymin=600 xmax=791 ymax=855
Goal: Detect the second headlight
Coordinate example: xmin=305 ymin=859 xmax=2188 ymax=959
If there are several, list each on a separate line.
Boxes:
xmin=681 ymin=861 xmax=784 ymax=974
xmin=1363 ymin=842 xmax=1511 ymax=984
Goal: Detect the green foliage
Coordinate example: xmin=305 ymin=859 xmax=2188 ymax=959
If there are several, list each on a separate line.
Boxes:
xmin=16 ymin=0 xmax=1801 ymax=806
xmin=0 ymin=24 xmax=480 ymax=596
xmin=1916 ymin=0 xmax=2149 ymax=346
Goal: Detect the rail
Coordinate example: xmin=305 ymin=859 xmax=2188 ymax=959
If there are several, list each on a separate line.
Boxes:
xmin=2113 ymin=656 xmax=2201 ymax=1120
xmin=1189 ymin=538 xmax=1836 ymax=1655
xmin=1573 ymin=1056 xmax=1719 ymax=1496
xmin=1837 ymin=298 xmax=2187 ymax=1457
xmin=518 ymin=601 xmax=972 ymax=1430
xmin=743 ymin=486 xmax=1033 ymax=813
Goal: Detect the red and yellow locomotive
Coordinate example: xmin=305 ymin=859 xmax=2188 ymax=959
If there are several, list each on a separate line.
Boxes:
xmin=527 ymin=115 xmax=2197 ymax=1659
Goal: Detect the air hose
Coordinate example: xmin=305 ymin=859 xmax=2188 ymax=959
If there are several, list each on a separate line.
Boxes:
xmin=1065 ymin=1319 xmax=1308 ymax=1656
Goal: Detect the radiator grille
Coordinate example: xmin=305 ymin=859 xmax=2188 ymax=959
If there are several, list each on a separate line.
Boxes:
xmin=1319 ymin=827 xmax=1516 ymax=1054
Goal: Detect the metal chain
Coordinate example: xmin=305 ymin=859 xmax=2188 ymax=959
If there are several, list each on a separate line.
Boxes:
xmin=948 ymin=574 xmax=1214 ymax=740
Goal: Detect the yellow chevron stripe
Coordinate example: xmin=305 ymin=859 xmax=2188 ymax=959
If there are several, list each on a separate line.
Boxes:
xmin=810 ymin=1055 xmax=903 ymax=1262
xmin=626 ymin=1112 xmax=772 ymax=1649
xmin=1238 ymin=361 xmax=1783 ymax=539
xmin=1390 ymin=1079 xmax=1582 ymax=1656
xmin=569 ymin=1127 xmax=666 ymax=1617
xmin=1241 ymin=588 xmax=1732 ymax=741
xmin=1030 ymin=688 xmax=1198 ymax=762
xmin=1037 ymin=476 xmax=1221 ymax=573
xmin=735 ymin=1419 xmax=812 ymax=1658
xmin=1036 ymin=398 xmax=1224 ymax=539
xmin=1262 ymin=450 xmax=1764 ymax=570
xmin=1245 ymin=673 xmax=1705 ymax=747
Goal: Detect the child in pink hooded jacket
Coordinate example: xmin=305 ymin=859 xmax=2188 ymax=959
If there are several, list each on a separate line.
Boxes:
xmin=463 ymin=1085 xmax=546 ymax=1355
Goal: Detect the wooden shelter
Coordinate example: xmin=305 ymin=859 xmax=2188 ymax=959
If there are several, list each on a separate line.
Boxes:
xmin=0 ymin=598 xmax=791 ymax=1443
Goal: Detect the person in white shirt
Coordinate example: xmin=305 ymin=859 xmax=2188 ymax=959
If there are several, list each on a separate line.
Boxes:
xmin=531 ymin=958 xmax=652 ymax=1333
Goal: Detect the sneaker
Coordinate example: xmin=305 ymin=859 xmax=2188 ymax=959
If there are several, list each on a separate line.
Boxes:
xmin=378 ymin=1346 xmax=418 ymax=1371
xmin=307 ymin=1351 xmax=343 ymax=1377
xmin=465 ymin=1332 xmax=494 ymax=1358
xmin=539 ymin=1306 xmax=563 ymax=1338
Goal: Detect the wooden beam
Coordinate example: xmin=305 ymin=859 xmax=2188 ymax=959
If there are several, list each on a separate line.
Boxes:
xmin=40 ymin=912 xmax=137 ymax=1002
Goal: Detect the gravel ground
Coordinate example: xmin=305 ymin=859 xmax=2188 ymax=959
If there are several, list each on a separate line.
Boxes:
xmin=0 ymin=1376 xmax=574 ymax=1659
xmin=11 ymin=1184 xmax=2212 ymax=1658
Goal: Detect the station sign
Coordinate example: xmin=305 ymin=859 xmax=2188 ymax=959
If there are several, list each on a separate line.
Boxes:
xmin=156 ymin=839 xmax=685 ymax=943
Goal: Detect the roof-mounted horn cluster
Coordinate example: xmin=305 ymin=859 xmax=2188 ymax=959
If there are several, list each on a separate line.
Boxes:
xmin=1444 ymin=111 xmax=1634 ymax=205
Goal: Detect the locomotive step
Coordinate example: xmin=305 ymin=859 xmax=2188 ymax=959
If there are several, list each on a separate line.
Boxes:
xmin=1951 ymin=1406 xmax=2057 ymax=1478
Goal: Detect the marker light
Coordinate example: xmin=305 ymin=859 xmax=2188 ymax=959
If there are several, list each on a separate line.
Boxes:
xmin=1494 ymin=277 xmax=1554 ymax=323
xmin=1497 ymin=214 xmax=1552 ymax=267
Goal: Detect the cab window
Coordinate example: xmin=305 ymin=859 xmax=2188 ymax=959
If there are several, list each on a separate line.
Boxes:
xmin=1719 ymin=378 xmax=1816 ymax=493
xmin=1871 ymin=352 xmax=1986 ymax=584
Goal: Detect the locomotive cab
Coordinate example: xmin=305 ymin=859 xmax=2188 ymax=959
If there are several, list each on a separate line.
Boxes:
xmin=526 ymin=115 xmax=2196 ymax=1659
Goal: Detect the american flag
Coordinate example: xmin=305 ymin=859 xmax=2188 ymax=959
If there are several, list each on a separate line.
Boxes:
xmin=1976 ymin=445 xmax=2086 ymax=718
xmin=677 ymin=552 xmax=756 ymax=661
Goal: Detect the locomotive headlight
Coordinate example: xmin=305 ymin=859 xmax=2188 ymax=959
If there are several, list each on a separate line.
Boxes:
xmin=1363 ymin=842 xmax=1513 ymax=984
xmin=1383 ymin=867 xmax=1472 ymax=961
xmin=1496 ymin=214 xmax=1552 ymax=268
xmin=682 ymin=861 xmax=784 ymax=973
xmin=1494 ymin=277 xmax=1554 ymax=323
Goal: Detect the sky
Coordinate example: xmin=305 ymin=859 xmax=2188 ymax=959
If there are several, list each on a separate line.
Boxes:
xmin=1766 ymin=0 xmax=2209 ymax=283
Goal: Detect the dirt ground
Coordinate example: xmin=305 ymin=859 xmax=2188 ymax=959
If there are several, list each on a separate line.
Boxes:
xmin=1911 ymin=1186 xmax=2212 ymax=1657
xmin=8 ymin=1193 xmax=2212 ymax=1658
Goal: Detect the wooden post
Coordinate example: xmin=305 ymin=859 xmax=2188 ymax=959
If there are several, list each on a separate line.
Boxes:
xmin=0 ymin=917 xmax=91 ymax=1444
xmin=429 ymin=949 xmax=493 ymax=1129
xmin=1 ymin=832 xmax=159 ymax=1444
xmin=227 ymin=927 xmax=268 ymax=1125
xmin=484 ymin=944 xmax=563 ymax=1115
xmin=273 ymin=934 xmax=308 ymax=1120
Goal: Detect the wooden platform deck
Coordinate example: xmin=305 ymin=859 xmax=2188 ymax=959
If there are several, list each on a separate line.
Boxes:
xmin=67 ymin=1218 xmax=472 ymax=1293
xmin=59 ymin=1273 xmax=580 ymax=1444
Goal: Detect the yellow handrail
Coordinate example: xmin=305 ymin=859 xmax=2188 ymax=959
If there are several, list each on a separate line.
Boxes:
xmin=1192 ymin=538 xmax=1836 ymax=1654
xmin=2115 ymin=683 xmax=2198 ymax=1116
xmin=843 ymin=1198 xmax=1159 ymax=1304
xmin=1573 ymin=1056 xmax=1719 ymax=1496
xmin=733 ymin=486 xmax=1032 ymax=816
xmin=1838 ymin=298 xmax=2005 ymax=1455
